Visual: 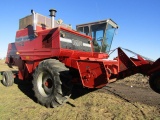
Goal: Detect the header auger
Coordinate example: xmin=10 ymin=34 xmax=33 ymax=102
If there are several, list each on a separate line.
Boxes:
xmin=2 ymin=9 xmax=160 ymax=108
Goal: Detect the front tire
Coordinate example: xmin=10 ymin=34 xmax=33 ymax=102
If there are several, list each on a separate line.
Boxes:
xmin=2 ymin=71 xmax=14 ymax=87
xmin=32 ymin=59 xmax=72 ymax=108
xmin=149 ymin=72 xmax=160 ymax=94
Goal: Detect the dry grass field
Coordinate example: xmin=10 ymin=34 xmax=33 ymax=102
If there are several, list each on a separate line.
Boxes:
xmin=0 ymin=60 xmax=160 ymax=120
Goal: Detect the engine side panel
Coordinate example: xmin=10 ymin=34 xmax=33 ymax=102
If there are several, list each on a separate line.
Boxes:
xmin=60 ymin=30 xmax=91 ymax=52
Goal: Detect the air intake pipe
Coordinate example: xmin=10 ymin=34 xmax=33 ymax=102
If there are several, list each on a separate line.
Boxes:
xmin=49 ymin=9 xmax=57 ymax=28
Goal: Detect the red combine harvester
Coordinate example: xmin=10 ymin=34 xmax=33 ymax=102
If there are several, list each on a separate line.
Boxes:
xmin=2 ymin=9 xmax=160 ymax=108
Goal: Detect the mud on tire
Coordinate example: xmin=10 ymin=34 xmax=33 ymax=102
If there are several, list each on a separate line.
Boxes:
xmin=2 ymin=71 xmax=14 ymax=87
xmin=149 ymin=72 xmax=160 ymax=94
xmin=32 ymin=59 xmax=72 ymax=108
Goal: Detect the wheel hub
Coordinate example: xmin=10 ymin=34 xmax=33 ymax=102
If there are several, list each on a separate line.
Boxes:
xmin=37 ymin=72 xmax=54 ymax=97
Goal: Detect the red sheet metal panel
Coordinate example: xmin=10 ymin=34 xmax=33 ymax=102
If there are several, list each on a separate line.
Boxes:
xmin=77 ymin=60 xmax=108 ymax=88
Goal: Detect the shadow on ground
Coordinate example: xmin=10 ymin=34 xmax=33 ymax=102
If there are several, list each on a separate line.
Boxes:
xmin=0 ymin=71 xmax=37 ymax=103
xmin=14 ymin=78 xmax=37 ymax=103
xmin=70 ymin=85 xmax=97 ymax=99
xmin=0 ymin=71 xmax=97 ymax=107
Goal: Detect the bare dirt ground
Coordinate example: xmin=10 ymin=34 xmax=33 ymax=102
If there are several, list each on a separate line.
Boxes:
xmin=0 ymin=60 xmax=160 ymax=120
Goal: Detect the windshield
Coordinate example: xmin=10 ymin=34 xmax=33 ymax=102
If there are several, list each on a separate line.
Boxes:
xmin=105 ymin=24 xmax=116 ymax=53
xmin=92 ymin=23 xmax=116 ymax=53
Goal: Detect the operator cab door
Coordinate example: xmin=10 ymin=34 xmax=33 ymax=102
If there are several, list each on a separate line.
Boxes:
xmin=91 ymin=23 xmax=106 ymax=52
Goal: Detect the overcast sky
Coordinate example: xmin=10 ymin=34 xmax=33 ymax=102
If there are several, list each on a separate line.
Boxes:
xmin=0 ymin=0 xmax=160 ymax=60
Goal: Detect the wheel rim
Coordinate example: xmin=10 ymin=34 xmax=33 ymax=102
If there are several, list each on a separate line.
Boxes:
xmin=3 ymin=74 xmax=7 ymax=84
xmin=37 ymin=71 xmax=54 ymax=97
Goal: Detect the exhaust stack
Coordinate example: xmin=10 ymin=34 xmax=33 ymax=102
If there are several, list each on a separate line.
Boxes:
xmin=31 ymin=10 xmax=37 ymax=31
xmin=49 ymin=9 xmax=57 ymax=28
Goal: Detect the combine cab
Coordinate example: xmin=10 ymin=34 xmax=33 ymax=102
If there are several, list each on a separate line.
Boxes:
xmin=2 ymin=9 xmax=159 ymax=108
xmin=76 ymin=19 xmax=118 ymax=53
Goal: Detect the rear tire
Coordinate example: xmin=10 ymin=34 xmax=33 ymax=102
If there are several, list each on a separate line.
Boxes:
xmin=2 ymin=71 xmax=14 ymax=87
xmin=32 ymin=59 xmax=72 ymax=108
xmin=149 ymin=72 xmax=160 ymax=94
